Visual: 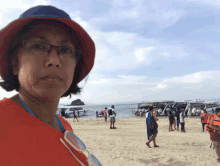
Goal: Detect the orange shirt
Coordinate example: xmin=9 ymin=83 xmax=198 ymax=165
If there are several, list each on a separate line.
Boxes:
xmin=103 ymin=109 xmax=106 ymax=116
xmin=0 ymin=98 xmax=89 ymax=166
xmin=200 ymin=113 xmax=209 ymax=123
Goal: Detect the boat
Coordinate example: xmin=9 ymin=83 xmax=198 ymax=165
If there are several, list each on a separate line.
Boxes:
xmin=57 ymin=106 xmax=90 ymax=118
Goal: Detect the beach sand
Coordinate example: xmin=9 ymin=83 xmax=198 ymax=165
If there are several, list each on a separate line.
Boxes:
xmin=66 ymin=117 xmax=217 ymax=166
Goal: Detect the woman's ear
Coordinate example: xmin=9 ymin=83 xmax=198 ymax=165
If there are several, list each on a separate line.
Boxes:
xmin=11 ymin=58 xmax=19 ymax=75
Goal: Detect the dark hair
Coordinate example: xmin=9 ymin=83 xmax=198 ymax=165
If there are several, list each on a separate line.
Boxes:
xmin=216 ymin=108 xmax=220 ymax=113
xmin=149 ymin=106 xmax=154 ymax=111
xmin=0 ymin=19 xmax=86 ymax=97
xmin=111 ymin=105 xmax=115 ymax=109
xmin=105 ymin=107 xmax=107 ymax=109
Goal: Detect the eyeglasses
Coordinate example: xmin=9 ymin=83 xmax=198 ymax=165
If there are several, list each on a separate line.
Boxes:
xmin=22 ymin=40 xmax=81 ymax=60
xmin=60 ymin=131 xmax=102 ymax=166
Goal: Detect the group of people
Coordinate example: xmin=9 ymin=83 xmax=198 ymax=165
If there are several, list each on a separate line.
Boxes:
xmin=96 ymin=105 xmax=117 ymax=129
xmin=146 ymin=104 xmax=220 ymax=163
xmin=168 ymin=107 xmax=185 ymax=132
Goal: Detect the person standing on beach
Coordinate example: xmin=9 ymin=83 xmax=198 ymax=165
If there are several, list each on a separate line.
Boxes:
xmin=146 ymin=106 xmax=159 ymax=148
xmin=206 ymin=108 xmax=220 ymax=163
xmin=175 ymin=109 xmax=181 ymax=131
xmin=103 ymin=107 xmax=107 ymax=122
xmin=96 ymin=111 xmax=99 ymax=118
xmin=73 ymin=109 xmax=79 ymax=122
xmin=109 ymin=105 xmax=116 ymax=129
xmin=169 ymin=108 xmax=174 ymax=131
xmin=180 ymin=110 xmax=186 ymax=132
xmin=200 ymin=109 xmax=209 ymax=132
xmin=0 ymin=5 xmax=102 ymax=165
xmin=173 ymin=106 xmax=177 ymax=130
xmin=77 ymin=109 xmax=80 ymax=118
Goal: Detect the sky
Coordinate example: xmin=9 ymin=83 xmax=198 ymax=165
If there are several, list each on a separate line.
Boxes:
xmin=0 ymin=0 xmax=220 ymax=105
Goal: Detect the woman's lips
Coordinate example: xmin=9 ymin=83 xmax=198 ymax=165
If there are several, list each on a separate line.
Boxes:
xmin=43 ymin=77 xmax=61 ymax=82
xmin=42 ymin=75 xmax=62 ymax=82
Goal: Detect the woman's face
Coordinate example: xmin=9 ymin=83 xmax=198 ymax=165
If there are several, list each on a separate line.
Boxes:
xmin=216 ymin=111 xmax=220 ymax=117
xmin=13 ymin=22 xmax=77 ymax=100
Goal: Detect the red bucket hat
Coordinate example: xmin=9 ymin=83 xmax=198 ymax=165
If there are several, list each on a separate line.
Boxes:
xmin=0 ymin=5 xmax=95 ymax=83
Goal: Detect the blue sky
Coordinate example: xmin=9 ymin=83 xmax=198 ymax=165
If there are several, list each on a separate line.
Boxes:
xmin=0 ymin=0 xmax=220 ymax=105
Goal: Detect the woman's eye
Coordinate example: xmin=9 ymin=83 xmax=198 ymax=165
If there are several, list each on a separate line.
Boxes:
xmin=33 ymin=44 xmax=45 ymax=49
xmin=60 ymin=47 xmax=71 ymax=53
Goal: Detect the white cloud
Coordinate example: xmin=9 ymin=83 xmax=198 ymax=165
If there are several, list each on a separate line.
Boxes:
xmin=149 ymin=71 xmax=220 ymax=92
xmin=135 ymin=47 xmax=154 ymax=62
xmin=87 ymin=26 xmax=188 ymax=72
xmin=71 ymin=70 xmax=220 ymax=104
xmin=0 ymin=0 xmax=51 ymax=27
xmin=179 ymin=0 xmax=220 ymax=9
xmin=109 ymin=0 xmax=186 ymax=28
xmin=156 ymin=83 xmax=167 ymax=89
xmin=0 ymin=83 xmax=18 ymax=100
xmin=87 ymin=74 xmax=149 ymax=86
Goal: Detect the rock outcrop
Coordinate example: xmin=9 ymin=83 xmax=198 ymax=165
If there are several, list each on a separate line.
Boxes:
xmin=71 ymin=99 xmax=85 ymax=105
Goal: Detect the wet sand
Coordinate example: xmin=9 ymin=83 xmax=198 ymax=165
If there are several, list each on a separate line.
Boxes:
xmin=65 ymin=117 xmax=217 ymax=166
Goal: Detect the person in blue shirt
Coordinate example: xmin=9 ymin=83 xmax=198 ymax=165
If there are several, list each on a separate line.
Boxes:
xmin=146 ymin=106 xmax=159 ymax=148
xmin=96 ymin=111 xmax=99 ymax=118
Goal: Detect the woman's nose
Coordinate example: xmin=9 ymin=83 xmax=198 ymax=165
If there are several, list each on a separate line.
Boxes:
xmin=45 ymin=48 xmax=61 ymax=68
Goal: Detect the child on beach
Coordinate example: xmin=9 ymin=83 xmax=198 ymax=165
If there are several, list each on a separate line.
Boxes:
xmin=180 ymin=110 xmax=185 ymax=132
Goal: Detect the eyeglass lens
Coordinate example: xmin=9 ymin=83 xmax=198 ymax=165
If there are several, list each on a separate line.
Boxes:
xmin=89 ymin=154 xmax=102 ymax=166
xmin=66 ymin=132 xmax=86 ymax=150
xmin=66 ymin=132 xmax=102 ymax=166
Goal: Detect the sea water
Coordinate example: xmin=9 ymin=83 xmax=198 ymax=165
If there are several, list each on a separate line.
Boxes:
xmin=58 ymin=103 xmax=202 ymax=119
xmin=58 ymin=103 xmax=137 ymax=119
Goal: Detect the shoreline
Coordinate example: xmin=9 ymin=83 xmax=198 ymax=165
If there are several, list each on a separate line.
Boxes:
xmin=63 ymin=116 xmax=202 ymax=120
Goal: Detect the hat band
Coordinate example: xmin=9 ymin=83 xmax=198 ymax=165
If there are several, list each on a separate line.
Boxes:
xmin=19 ymin=14 xmax=71 ymax=19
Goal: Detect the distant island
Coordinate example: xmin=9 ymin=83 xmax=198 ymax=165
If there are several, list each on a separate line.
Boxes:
xmin=65 ymin=99 xmax=85 ymax=106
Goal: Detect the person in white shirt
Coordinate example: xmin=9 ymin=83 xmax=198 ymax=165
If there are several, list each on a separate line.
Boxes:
xmin=109 ymin=105 xmax=116 ymax=129
xmin=73 ymin=109 xmax=78 ymax=122
xmin=180 ymin=109 xmax=185 ymax=132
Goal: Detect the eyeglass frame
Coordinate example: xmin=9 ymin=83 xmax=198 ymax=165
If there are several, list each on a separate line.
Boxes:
xmin=21 ymin=40 xmax=82 ymax=60
xmin=9 ymin=39 xmax=82 ymax=65
xmin=60 ymin=131 xmax=102 ymax=166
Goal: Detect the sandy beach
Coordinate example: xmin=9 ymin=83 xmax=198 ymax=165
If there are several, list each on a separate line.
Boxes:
xmin=66 ymin=117 xmax=217 ymax=166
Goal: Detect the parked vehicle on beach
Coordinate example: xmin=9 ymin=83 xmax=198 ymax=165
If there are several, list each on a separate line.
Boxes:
xmin=57 ymin=106 xmax=90 ymax=118
xmin=204 ymin=103 xmax=220 ymax=114
xmin=184 ymin=102 xmax=204 ymax=116
xmin=134 ymin=101 xmax=220 ymax=117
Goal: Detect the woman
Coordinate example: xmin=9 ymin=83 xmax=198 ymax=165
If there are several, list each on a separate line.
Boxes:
xmin=146 ymin=106 xmax=159 ymax=148
xmin=175 ymin=109 xmax=181 ymax=131
xmin=169 ymin=107 xmax=174 ymax=131
xmin=0 ymin=5 xmax=101 ymax=166
xmin=103 ymin=107 xmax=107 ymax=122
xmin=200 ymin=109 xmax=209 ymax=132
xmin=207 ymin=108 xmax=220 ymax=163
xmin=180 ymin=109 xmax=186 ymax=132
xmin=173 ymin=114 xmax=177 ymax=130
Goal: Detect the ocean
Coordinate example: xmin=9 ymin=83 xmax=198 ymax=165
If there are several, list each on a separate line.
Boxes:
xmin=58 ymin=103 xmax=138 ymax=118
xmin=58 ymin=103 xmax=202 ymax=120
